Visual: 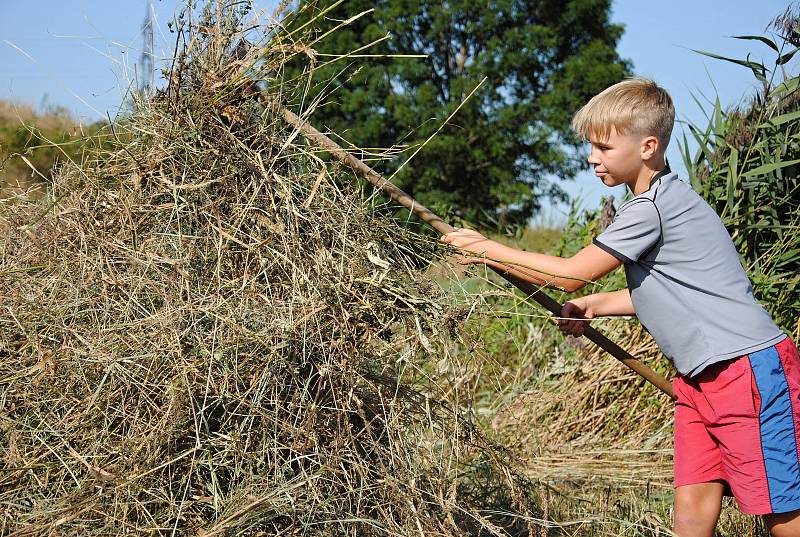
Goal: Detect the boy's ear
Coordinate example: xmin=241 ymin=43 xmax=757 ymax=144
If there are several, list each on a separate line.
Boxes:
xmin=640 ymin=135 xmax=659 ymax=160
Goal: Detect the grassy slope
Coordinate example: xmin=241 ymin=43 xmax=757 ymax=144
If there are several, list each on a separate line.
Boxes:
xmin=0 ymin=100 xmax=100 ymax=196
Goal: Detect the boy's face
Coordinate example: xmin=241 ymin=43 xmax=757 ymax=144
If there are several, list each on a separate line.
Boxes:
xmin=586 ymin=127 xmax=647 ymax=188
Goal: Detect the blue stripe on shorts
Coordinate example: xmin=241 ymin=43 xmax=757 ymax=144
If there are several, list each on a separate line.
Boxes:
xmin=749 ymin=344 xmax=800 ymax=513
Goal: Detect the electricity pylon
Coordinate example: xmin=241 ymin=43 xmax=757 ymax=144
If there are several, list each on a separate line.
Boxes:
xmin=139 ymin=1 xmax=154 ymax=96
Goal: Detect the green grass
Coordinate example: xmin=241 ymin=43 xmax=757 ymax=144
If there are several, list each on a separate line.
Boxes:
xmin=491 ymin=226 xmax=564 ymax=255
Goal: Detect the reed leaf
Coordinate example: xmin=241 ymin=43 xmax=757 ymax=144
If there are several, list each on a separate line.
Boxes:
xmin=731 ymin=34 xmax=780 ymax=53
xmin=741 ymin=158 xmax=800 ymax=177
xmin=691 ymin=49 xmax=768 ymax=82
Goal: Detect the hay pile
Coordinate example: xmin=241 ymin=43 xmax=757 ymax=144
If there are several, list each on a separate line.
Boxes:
xmin=0 ymin=3 xmax=537 ymax=535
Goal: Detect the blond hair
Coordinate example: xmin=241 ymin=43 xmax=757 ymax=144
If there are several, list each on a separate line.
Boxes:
xmin=572 ymin=79 xmax=675 ymax=150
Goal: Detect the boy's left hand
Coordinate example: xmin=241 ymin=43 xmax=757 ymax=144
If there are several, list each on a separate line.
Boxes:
xmin=440 ymin=228 xmax=493 ymax=265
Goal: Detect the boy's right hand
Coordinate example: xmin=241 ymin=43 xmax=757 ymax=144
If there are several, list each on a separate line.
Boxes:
xmin=439 ymin=228 xmax=494 ymax=265
xmin=558 ymin=297 xmax=594 ymax=337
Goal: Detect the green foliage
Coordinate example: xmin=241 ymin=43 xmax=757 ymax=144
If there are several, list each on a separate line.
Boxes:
xmin=285 ymin=0 xmax=630 ymax=226
xmin=680 ymin=32 xmax=800 ymax=336
xmin=557 ymin=200 xmax=627 ymax=295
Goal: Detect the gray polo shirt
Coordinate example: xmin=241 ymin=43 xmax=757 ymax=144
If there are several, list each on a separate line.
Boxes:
xmin=594 ymin=171 xmax=785 ymax=377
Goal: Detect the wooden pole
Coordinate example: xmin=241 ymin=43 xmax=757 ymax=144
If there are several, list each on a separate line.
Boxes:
xmin=274 ymin=103 xmax=675 ymax=400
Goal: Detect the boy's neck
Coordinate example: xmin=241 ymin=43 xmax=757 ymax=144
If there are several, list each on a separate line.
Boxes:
xmin=630 ymin=157 xmax=667 ymax=196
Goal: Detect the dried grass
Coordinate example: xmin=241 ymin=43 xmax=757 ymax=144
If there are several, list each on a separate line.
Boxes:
xmin=505 ymin=323 xmax=673 ymax=452
xmin=0 ymin=3 xmax=539 ymax=535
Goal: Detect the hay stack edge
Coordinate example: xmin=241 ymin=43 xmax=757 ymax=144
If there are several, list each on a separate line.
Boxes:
xmin=0 ymin=3 xmax=538 ymax=535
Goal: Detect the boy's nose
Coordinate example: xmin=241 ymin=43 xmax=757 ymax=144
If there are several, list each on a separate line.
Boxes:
xmin=587 ymin=151 xmax=600 ymax=165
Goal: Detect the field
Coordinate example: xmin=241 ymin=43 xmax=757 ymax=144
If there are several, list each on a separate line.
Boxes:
xmin=0 ymin=2 xmax=797 ymax=535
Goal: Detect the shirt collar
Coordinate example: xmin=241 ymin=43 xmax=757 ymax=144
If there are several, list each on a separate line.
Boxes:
xmin=649 ymin=165 xmax=672 ymax=188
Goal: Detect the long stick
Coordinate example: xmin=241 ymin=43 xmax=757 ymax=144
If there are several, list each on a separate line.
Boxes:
xmin=274 ymin=103 xmax=675 ymax=400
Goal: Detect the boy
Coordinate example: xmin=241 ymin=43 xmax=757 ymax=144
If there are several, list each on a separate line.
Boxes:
xmin=441 ymin=79 xmax=800 ymax=537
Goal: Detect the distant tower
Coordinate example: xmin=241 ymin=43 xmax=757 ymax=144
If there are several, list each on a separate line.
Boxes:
xmin=139 ymin=1 xmax=155 ymax=95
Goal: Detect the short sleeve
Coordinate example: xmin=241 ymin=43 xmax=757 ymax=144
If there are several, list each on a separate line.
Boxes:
xmin=593 ymin=199 xmax=661 ymax=264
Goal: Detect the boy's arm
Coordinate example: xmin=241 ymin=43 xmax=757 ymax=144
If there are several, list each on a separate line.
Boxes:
xmin=558 ymin=289 xmax=634 ymax=337
xmin=441 ymin=228 xmax=621 ymax=292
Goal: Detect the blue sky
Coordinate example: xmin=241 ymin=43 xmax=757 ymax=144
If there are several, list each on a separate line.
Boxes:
xmin=0 ymin=1 xmax=794 ymax=216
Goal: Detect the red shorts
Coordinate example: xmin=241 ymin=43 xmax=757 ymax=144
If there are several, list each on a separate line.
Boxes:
xmin=673 ymin=336 xmax=800 ymax=515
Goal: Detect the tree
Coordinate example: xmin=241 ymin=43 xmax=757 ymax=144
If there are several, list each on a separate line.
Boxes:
xmin=283 ymin=0 xmax=630 ymax=226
